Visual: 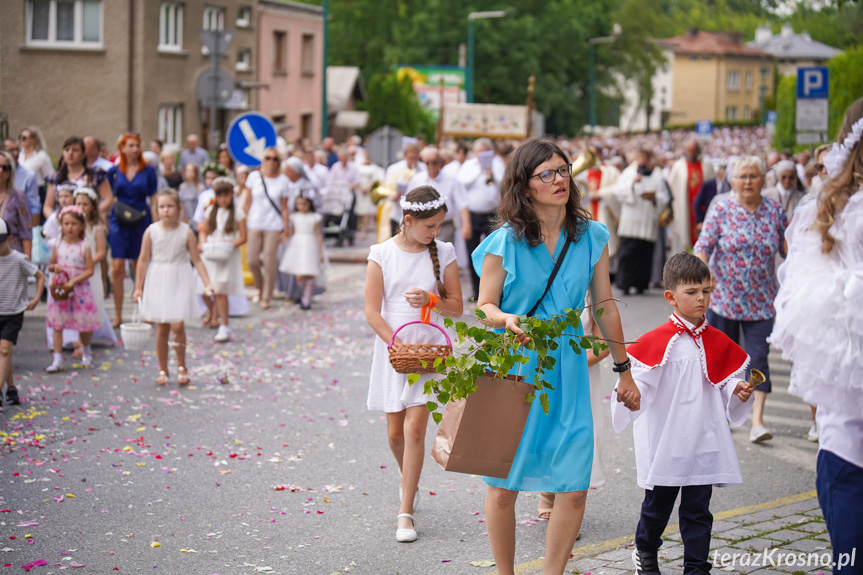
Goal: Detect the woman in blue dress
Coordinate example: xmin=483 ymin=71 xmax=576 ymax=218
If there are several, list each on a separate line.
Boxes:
xmin=107 ymin=133 xmax=158 ymax=327
xmin=473 ymin=139 xmax=640 ymax=575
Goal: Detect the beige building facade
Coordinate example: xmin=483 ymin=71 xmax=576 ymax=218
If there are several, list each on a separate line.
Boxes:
xmin=1 ymin=0 xmax=257 ymax=157
xmin=663 ymin=30 xmax=774 ymax=125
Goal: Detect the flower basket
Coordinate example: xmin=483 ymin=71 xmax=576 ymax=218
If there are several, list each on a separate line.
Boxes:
xmin=120 ymin=301 xmax=152 ymax=352
xmin=388 ymin=320 xmax=452 ymax=375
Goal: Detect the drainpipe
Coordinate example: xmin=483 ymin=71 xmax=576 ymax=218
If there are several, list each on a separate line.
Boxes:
xmin=127 ymin=0 xmax=135 ymax=131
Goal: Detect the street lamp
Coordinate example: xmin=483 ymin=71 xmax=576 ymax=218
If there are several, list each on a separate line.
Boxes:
xmin=467 ymin=10 xmax=511 ymax=104
xmin=588 ymin=23 xmax=621 ymax=132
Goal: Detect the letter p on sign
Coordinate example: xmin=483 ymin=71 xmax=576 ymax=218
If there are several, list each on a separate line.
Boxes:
xmin=797 ymin=67 xmax=829 ymax=99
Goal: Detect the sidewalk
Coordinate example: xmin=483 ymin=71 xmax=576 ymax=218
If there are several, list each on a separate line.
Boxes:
xmin=511 ymin=491 xmax=832 ymax=575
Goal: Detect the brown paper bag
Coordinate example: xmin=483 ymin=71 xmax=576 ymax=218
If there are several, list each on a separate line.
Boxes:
xmin=431 ymin=372 xmax=534 ymax=479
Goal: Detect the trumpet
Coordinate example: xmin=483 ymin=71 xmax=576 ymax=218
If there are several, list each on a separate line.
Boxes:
xmin=571 ymin=147 xmax=599 ymax=177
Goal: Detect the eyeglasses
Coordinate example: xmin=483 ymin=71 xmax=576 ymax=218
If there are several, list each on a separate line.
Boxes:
xmin=530 ymin=163 xmax=572 ymax=184
xmin=735 ymin=174 xmax=762 ymax=181
xmin=815 ymin=163 xmax=825 ymax=172
xmin=5 ymin=147 xmax=19 ymax=154
xmin=18 ymin=135 xmax=31 ymax=141
xmin=264 ymin=156 xmax=280 ymax=162
xmin=0 ymin=164 xmax=11 ymax=172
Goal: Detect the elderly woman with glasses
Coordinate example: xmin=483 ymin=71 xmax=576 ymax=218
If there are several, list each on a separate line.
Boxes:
xmin=242 ymin=147 xmax=290 ymax=310
xmin=694 ymin=156 xmax=788 ymax=445
xmin=762 ymin=160 xmax=807 ymax=222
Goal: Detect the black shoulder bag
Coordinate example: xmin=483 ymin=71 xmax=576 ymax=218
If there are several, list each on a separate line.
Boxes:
xmin=527 ymin=238 xmax=572 ymax=317
xmin=112 ymin=171 xmax=146 ymax=226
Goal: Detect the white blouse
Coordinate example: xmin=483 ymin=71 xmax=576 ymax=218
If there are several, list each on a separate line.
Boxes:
xmin=245 ymin=171 xmax=289 ymax=232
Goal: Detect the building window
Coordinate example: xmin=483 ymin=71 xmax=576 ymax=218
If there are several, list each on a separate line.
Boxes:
xmin=273 ymin=31 xmax=287 ymax=74
xmin=301 ymin=113 xmax=313 ymax=139
xmin=301 ymin=34 xmax=315 ymax=76
xmin=201 ymin=6 xmax=225 ymax=54
xmin=236 ymin=6 xmax=251 ymax=27
xmin=159 ymin=2 xmax=183 ymax=51
xmin=727 ymin=71 xmax=740 ymax=91
xmin=203 ymin=6 xmax=225 ymax=31
xmin=744 ymin=105 xmax=750 ymax=119
xmin=236 ymin=48 xmax=251 ymax=71
xmin=745 ymin=71 xmax=753 ymax=91
xmin=158 ymin=104 xmax=183 ymax=146
xmin=726 ymin=106 xmax=738 ymax=121
xmin=26 ymin=0 xmax=103 ymax=48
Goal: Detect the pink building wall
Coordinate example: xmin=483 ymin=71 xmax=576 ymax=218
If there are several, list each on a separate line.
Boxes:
xmin=257 ymin=1 xmax=324 ymax=143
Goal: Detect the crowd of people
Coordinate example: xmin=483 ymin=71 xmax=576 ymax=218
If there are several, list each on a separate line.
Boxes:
xmin=1 ymin=98 xmax=861 ymax=575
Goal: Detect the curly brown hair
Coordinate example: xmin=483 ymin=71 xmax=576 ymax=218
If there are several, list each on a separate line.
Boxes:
xmin=817 ymin=97 xmax=863 ymax=254
xmin=493 ymin=138 xmax=591 ymax=247
xmin=400 ymin=185 xmax=449 ymax=298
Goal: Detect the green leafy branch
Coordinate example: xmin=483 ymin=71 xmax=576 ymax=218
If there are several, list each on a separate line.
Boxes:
xmin=407 ymin=299 xmax=624 ymax=424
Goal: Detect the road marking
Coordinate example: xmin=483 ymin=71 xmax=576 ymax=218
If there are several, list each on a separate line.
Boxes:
xmin=494 ymin=490 xmax=819 ymax=575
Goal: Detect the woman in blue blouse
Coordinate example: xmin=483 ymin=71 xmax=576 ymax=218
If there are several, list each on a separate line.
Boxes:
xmin=473 ymin=139 xmax=640 ymax=575
xmin=694 ymin=156 xmax=788 ymax=444
xmin=108 ymin=133 xmax=158 ymax=327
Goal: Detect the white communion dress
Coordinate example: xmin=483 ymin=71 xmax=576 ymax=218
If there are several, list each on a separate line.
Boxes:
xmin=366 ymin=238 xmax=456 ymax=413
xmin=140 ymin=222 xmax=200 ymax=323
xmin=279 ymin=212 xmax=324 ymax=277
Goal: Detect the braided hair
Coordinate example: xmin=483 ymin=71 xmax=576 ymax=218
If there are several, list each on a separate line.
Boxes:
xmin=400 ymin=185 xmax=449 ymax=298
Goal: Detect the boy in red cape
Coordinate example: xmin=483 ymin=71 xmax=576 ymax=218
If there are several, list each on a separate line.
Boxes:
xmin=613 ymin=253 xmax=756 ymax=575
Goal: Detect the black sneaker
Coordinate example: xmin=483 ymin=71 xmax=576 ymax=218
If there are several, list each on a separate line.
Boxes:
xmin=6 ymin=387 xmax=21 ymax=406
xmin=632 ymin=548 xmax=661 ymax=575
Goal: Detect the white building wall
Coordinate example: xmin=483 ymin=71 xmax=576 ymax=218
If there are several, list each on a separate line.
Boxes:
xmin=618 ymin=47 xmax=674 ymax=132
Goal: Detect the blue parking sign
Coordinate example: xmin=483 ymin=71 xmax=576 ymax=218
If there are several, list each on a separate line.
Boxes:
xmin=797 ymin=67 xmax=829 ymax=99
xmin=226 ymin=112 xmax=278 ymax=167
xmin=696 ymin=120 xmax=713 ymax=135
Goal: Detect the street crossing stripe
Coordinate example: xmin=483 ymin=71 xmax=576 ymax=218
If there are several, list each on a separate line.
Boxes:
xmin=495 ymin=490 xmax=818 ymax=575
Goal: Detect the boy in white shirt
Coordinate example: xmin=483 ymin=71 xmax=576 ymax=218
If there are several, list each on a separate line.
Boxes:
xmin=613 ymin=253 xmax=756 ymax=575
xmin=0 ymin=217 xmax=45 ymax=406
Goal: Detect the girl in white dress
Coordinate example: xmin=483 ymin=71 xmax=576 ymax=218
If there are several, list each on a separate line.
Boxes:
xmin=199 ymin=177 xmax=247 ymax=342
xmin=133 ymin=189 xmax=212 ymax=386
xmin=73 ymin=187 xmax=118 ymax=348
xmin=278 ymin=192 xmax=324 ymax=310
xmin=364 ymin=186 xmax=463 ymax=543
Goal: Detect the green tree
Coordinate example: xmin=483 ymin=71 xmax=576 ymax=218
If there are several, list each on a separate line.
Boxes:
xmin=360 ymin=71 xmax=436 ymax=142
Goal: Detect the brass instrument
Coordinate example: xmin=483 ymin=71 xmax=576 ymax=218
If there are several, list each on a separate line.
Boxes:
xmin=369 ymin=180 xmax=392 ymax=206
xmin=749 ymin=368 xmax=766 ymax=387
xmin=571 ymin=147 xmax=599 ymax=178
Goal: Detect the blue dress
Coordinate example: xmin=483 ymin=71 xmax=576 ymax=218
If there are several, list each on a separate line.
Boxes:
xmin=472 ymin=221 xmax=609 ymax=492
xmin=107 ymin=164 xmax=158 ymax=259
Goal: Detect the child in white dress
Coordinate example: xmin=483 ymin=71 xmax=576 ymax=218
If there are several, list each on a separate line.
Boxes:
xmin=364 ymin=186 xmax=463 ymax=543
xmin=133 ymin=189 xmax=212 ymax=386
xmin=74 ymin=187 xmax=118 ymax=348
xmin=278 ymin=192 xmax=324 ymax=310
xmin=199 ymin=177 xmax=247 ymax=342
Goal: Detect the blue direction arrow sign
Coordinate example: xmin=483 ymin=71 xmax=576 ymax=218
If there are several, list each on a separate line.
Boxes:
xmin=226 ymin=112 xmax=277 ymax=167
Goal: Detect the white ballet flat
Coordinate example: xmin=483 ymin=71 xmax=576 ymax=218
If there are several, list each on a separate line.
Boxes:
xmin=396 ymin=513 xmax=417 ymax=542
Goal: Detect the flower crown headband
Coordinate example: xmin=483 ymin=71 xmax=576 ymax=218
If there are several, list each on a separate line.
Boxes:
xmin=59 ymin=205 xmax=86 ymax=218
xmin=73 ymin=187 xmax=98 ymax=202
xmin=400 ymin=195 xmax=447 ymax=212
xmin=824 ymin=117 xmax=863 ymax=179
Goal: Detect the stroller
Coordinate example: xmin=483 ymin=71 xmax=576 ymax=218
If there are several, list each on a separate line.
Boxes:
xmin=321 ymin=182 xmax=356 ymax=247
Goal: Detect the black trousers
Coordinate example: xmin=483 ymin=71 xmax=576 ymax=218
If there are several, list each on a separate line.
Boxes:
xmin=636 ymin=485 xmax=713 ymax=575
xmin=616 ymin=237 xmax=655 ymax=293
xmin=465 ymin=211 xmax=494 ymax=299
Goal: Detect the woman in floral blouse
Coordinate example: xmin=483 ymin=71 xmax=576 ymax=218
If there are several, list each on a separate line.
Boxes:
xmin=0 ymin=151 xmax=33 ymax=258
xmin=694 ymin=155 xmax=788 ymax=445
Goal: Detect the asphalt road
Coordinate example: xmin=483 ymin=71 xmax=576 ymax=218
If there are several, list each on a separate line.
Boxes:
xmin=0 ymin=263 xmax=818 ymax=575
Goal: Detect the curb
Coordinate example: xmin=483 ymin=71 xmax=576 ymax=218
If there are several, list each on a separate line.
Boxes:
xmin=490 ymin=490 xmax=819 ymax=575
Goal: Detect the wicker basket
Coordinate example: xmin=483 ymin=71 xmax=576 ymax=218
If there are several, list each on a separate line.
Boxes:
xmin=49 ymin=271 xmax=72 ymax=301
xmin=388 ymin=320 xmax=452 ymax=374
xmin=120 ymin=301 xmax=152 ymax=352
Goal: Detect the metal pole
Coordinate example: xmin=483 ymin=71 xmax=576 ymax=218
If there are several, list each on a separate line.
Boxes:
xmin=588 ymin=42 xmax=596 ymax=131
xmin=210 ymin=35 xmax=220 ymax=151
xmin=321 ymin=0 xmax=329 ymax=140
xmin=467 ymin=18 xmax=475 ymax=103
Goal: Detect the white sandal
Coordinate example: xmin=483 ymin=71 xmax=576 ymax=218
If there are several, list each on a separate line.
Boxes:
xmin=396 ymin=513 xmax=417 ymax=542
xmin=45 ymin=361 xmax=64 ymax=373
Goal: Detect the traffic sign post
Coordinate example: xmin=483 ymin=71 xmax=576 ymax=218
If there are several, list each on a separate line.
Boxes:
xmin=796 ymin=67 xmax=828 ymax=146
xmin=226 ymin=112 xmax=277 ymax=168
xmin=695 ymin=120 xmax=713 ymax=141
xmin=199 ymin=30 xmax=236 ymax=151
